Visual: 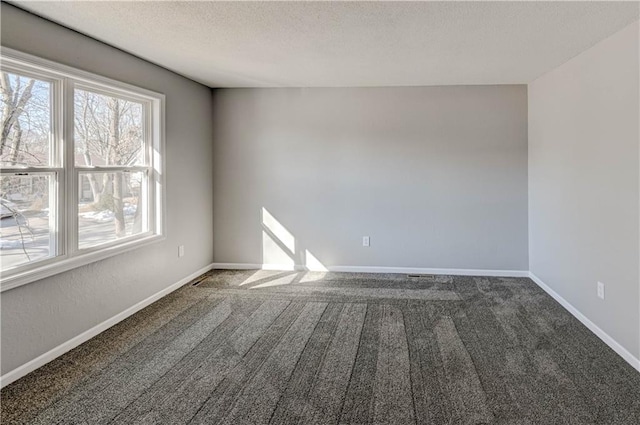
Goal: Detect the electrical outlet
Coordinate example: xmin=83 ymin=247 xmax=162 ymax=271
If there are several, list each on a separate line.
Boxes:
xmin=597 ymin=281 xmax=605 ymax=300
xmin=178 ymin=245 xmax=185 ymax=258
xmin=362 ymin=236 xmax=370 ymax=247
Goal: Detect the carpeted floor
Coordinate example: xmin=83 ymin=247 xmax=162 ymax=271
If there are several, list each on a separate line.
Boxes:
xmin=2 ymin=270 xmax=640 ymax=424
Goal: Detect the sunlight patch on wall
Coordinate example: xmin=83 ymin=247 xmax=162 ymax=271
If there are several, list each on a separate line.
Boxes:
xmin=261 ymin=207 xmax=329 ymax=274
xmin=262 ymin=230 xmax=294 ymax=269
xmin=305 ymin=249 xmax=328 ymax=272
xmin=262 ymin=207 xmax=295 ymax=253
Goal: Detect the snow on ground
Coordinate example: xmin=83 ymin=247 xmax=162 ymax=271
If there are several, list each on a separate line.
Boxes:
xmin=0 ymin=239 xmax=31 ymax=249
xmin=79 ymin=210 xmax=115 ymax=222
xmin=78 ymin=204 xmax=137 ymax=222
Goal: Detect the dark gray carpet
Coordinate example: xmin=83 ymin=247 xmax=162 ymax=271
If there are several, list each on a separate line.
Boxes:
xmin=2 ymin=270 xmax=640 ymax=424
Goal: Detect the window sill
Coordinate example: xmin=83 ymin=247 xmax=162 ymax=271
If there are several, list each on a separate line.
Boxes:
xmin=0 ymin=234 xmax=165 ymax=292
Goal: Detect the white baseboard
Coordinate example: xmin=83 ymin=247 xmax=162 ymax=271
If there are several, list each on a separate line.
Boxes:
xmin=211 ymin=262 xmax=530 ymax=277
xmin=528 ymin=272 xmax=640 ymax=373
xmin=0 ymin=262 xmax=215 ymax=389
xmin=324 ymin=265 xmax=529 ymax=277
xmin=212 ymin=262 xmax=265 ymax=270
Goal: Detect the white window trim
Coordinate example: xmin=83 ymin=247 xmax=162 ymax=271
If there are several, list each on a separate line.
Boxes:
xmin=0 ymin=47 xmax=166 ymax=292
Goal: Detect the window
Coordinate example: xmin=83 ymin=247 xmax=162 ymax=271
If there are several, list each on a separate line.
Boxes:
xmin=0 ymin=48 xmax=165 ymax=291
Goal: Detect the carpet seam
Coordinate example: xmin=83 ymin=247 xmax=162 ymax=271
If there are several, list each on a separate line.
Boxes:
xmin=184 ymin=300 xmax=296 ymax=424
xmin=400 ymin=306 xmax=419 ymax=425
xmin=266 ymin=302 xmax=332 ymax=425
xmin=31 ymin=296 xmax=227 ymax=425
xmin=186 ymin=301 xmax=307 ymax=424
xmin=336 ymin=302 xmax=368 ymax=423
xmin=108 ymin=297 xmax=264 ymax=424
xmin=292 ymin=302 xmax=350 ymax=425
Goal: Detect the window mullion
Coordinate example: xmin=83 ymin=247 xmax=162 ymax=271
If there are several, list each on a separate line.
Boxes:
xmin=146 ymin=101 xmax=154 ymax=234
xmin=52 ymin=77 xmax=64 ymax=259
xmin=63 ymin=78 xmax=76 ymax=256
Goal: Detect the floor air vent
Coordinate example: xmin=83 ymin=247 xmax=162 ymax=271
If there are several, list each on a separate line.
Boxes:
xmin=191 ymin=275 xmax=209 ymax=287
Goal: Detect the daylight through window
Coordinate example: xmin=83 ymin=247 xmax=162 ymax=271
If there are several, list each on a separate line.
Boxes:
xmin=0 ymin=49 xmax=164 ymax=290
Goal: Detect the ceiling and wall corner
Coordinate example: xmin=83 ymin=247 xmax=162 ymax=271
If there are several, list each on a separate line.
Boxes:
xmin=7 ymin=1 xmax=640 ymax=88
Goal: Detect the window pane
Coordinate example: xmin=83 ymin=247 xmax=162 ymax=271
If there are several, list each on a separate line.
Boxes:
xmin=0 ymin=174 xmax=55 ymax=270
xmin=78 ymin=171 xmax=147 ymax=249
xmin=74 ymin=89 xmax=145 ymax=166
xmin=0 ymin=72 xmax=52 ymax=167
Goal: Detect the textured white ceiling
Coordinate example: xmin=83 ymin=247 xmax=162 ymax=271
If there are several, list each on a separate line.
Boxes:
xmin=10 ymin=1 xmax=640 ymax=88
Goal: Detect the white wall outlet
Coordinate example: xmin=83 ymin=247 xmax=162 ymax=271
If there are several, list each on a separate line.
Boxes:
xmin=178 ymin=245 xmax=185 ymax=258
xmin=597 ymin=281 xmax=605 ymax=300
xmin=362 ymin=236 xmax=370 ymax=247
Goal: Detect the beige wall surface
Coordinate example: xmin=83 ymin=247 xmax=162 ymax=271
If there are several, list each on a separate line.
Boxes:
xmin=529 ymin=21 xmax=640 ymax=358
xmin=212 ymin=85 xmax=529 ymax=272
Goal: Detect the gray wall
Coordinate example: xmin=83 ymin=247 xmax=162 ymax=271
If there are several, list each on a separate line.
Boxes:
xmin=529 ymin=21 xmax=640 ymax=358
xmin=212 ymin=86 xmax=528 ymax=271
xmin=1 ymin=4 xmax=214 ymax=375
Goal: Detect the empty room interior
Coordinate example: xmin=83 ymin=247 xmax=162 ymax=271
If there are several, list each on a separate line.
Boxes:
xmin=1 ymin=1 xmax=640 ymax=424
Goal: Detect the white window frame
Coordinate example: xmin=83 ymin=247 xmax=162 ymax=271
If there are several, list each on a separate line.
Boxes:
xmin=0 ymin=48 xmax=165 ymax=292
